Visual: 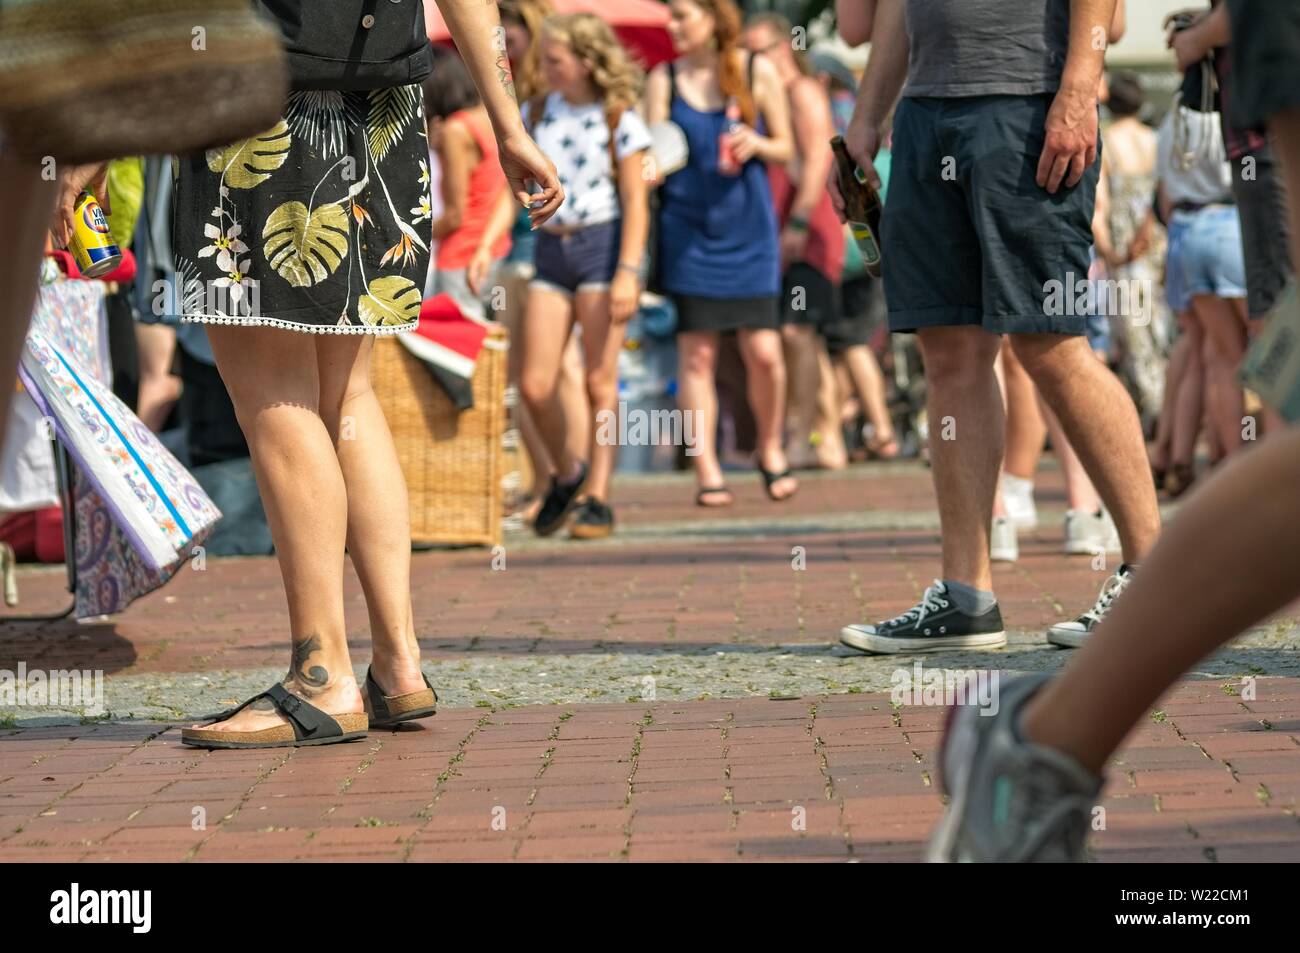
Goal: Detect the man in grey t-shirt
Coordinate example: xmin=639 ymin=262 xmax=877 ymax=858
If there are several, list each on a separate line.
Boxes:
xmin=834 ymin=0 xmax=1160 ymax=660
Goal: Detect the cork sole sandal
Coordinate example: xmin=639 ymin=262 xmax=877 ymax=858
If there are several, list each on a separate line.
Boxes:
xmin=364 ymin=667 xmax=438 ymax=729
xmin=181 ymin=683 xmax=368 ymax=750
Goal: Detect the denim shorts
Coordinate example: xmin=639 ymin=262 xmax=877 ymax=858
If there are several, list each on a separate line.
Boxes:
xmin=1165 ymin=205 xmax=1248 ymax=313
xmin=532 ymin=219 xmax=621 ymax=296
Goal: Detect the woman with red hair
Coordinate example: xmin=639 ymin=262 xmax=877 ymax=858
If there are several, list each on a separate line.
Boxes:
xmin=645 ymin=0 xmax=796 ymax=506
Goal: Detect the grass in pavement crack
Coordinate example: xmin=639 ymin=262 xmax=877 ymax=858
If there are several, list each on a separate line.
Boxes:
xmin=185 ymin=748 xmax=293 ymax=861
xmin=400 ymin=711 xmax=494 ymax=861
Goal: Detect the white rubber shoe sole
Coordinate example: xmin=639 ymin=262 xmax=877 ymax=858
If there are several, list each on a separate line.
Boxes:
xmin=840 ymin=626 xmax=1008 ymax=654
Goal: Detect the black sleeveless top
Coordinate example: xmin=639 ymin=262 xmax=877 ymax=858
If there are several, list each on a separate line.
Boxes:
xmin=253 ymin=0 xmax=433 ymax=90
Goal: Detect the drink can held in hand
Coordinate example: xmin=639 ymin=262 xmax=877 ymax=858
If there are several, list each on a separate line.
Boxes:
xmin=831 ymin=136 xmax=883 ymax=278
xmin=717 ymin=98 xmax=742 ymax=177
xmin=69 ymin=190 xmax=122 ymax=279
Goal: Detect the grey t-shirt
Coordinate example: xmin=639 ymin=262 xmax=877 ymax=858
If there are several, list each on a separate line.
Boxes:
xmin=903 ymin=0 xmax=1070 ymax=98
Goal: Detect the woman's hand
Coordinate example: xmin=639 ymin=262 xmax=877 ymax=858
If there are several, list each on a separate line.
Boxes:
xmin=728 ymin=124 xmax=764 ymax=164
xmin=52 ymin=161 xmax=111 ymax=249
xmin=497 ymin=129 xmax=564 ymax=228
xmin=609 ymin=268 xmax=639 ymax=325
xmin=467 ymin=245 xmax=495 ymax=298
xmin=780 ymin=225 xmax=810 ymax=268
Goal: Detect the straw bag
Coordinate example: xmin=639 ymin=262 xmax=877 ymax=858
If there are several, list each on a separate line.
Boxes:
xmin=0 ymin=0 xmax=289 ymax=164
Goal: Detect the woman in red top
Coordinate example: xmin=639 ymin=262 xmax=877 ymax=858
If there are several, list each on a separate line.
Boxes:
xmin=744 ymin=13 xmax=848 ymax=470
xmin=425 ymin=52 xmax=512 ymax=320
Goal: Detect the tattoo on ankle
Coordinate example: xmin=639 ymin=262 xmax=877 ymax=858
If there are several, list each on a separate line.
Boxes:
xmin=291 ymin=635 xmax=330 ymax=692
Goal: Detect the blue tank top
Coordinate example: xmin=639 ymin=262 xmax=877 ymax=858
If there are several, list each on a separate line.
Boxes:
xmin=657 ymin=59 xmax=780 ymax=300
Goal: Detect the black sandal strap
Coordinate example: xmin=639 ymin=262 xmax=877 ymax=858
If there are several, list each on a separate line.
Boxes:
xmin=365 ymin=669 xmax=393 ymax=723
xmin=262 ymin=683 xmax=343 ymax=741
xmin=203 ymin=683 xmax=343 ymax=742
xmin=696 ymin=485 xmax=731 ymax=502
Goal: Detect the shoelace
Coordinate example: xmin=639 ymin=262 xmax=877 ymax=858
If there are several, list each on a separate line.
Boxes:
xmin=1079 ymin=570 xmax=1131 ymax=624
xmin=1003 ymin=768 xmax=1090 ymax=862
xmin=882 ymin=581 xmax=948 ymax=627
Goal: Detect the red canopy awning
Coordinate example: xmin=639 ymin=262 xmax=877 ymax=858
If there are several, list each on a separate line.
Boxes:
xmin=426 ymin=0 xmax=674 ymax=68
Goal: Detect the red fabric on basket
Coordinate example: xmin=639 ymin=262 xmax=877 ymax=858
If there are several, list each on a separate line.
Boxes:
xmin=396 ymin=294 xmax=492 ymax=410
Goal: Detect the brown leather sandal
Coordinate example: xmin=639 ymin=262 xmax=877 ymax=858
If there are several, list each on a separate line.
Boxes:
xmin=181 ymin=683 xmax=367 ymax=750
xmin=364 ymin=667 xmax=438 ymax=729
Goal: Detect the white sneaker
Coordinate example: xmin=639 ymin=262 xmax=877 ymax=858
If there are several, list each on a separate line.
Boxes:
xmin=1063 ymin=508 xmax=1121 ymax=555
xmin=1001 ymin=472 xmax=1038 ymax=530
xmin=1047 ymin=565 xmax=1134 ymax=647
xmin=990 ymin=515 xmax=1018 ymax=563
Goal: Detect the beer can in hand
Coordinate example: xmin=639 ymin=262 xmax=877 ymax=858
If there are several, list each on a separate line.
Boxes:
xmin=68 ymin=190 xmax=122 ymax=279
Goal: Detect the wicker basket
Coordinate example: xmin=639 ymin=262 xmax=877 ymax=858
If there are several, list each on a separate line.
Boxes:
xmin=372 ymin=328 xmax=507 ymax=547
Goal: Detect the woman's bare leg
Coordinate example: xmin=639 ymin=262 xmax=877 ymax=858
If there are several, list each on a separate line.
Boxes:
xmin=134 ymin=322 xmax=182 ymax=431
xmin=195 ymin=325 xmax=361 ymax=732
xmin=781 ymin=322 xmax=821 ymax=468
xmin=1148 ymin=333 xmax=1190 ymax=474
xmin=1170 ymin=312 xmax=1205 ymax=469
xmin=315 ymin=334 xmax=425 ymax=697
xmin=1038 ymin=398 xmax=1101 ymax=514
xmin=519 ymin=286 xmax=580 ymax=478
xmin=573 ymin=289 xmax=624 ymax=502
xmin=839 ymin=344 xmax=897 ymax=451
xmin=813 ymin=344 xmax=848 ymax=469
xmin=677 ymin=330 xmax=726 ymax=497
xmin=1194 ymin=293 xmax=1249 ymax=457
xmin=738 ymin=327 xmax=797 ymax=499
xmin=1001 ymin=339 xmax=1046 ymax=480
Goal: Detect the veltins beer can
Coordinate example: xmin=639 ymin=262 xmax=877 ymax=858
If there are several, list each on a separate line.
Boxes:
xmin=69 ymin=190 xmax=122 ymax=279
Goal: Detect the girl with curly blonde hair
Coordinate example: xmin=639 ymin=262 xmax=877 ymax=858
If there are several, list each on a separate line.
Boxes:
xmin=515 ymin=12 xmax=653 ymax=539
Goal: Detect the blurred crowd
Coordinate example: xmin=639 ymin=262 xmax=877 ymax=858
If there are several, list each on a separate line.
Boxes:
xmin=4 ymin=0 xmax=1285 ymax=557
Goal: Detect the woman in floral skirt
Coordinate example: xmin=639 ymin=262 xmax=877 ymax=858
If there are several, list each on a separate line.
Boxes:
xmin=178 ymin=0 xmax=562 ymax=749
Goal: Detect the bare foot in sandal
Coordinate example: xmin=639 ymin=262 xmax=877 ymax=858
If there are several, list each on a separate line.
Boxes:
xmin=756 ymin=448 xmax=798 ymax=501
xmin=189 ymin=637 xmax=362 ymax=737
xmin=368 ymin=651 xmax=430 ymax=699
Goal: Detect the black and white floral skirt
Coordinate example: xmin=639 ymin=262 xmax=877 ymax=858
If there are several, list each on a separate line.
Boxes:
xmin=173 ymin=84 xmax=432 ymax=335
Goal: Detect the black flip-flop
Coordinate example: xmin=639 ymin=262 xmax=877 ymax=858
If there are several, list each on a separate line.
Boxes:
xmin=757 ymin=464 xmax=797 ymax=501
xmin=181 ymin=683 xmax=368 ymax=749
xmin=695 ymin=485 xmax=733 ymax=507
xmin=364 ymin=667 xmax=439 ymax=729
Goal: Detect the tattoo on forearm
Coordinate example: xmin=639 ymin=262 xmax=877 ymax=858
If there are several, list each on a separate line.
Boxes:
xmin=496 ymin=52 xmax=517 ymax=103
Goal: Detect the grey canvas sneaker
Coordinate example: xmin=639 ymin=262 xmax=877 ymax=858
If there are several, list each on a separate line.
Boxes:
xmin=926 ymin=674 xmax=1103 ymax=862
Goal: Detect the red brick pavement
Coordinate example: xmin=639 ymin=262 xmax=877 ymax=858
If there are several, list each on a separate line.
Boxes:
xmin=3 ymin=464 xmax=1299 ymax=862
xmin=1 ymin=679 xmax=1298 ymax=862
xmin=0 ymin=465 xmax=1145 ymax=674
